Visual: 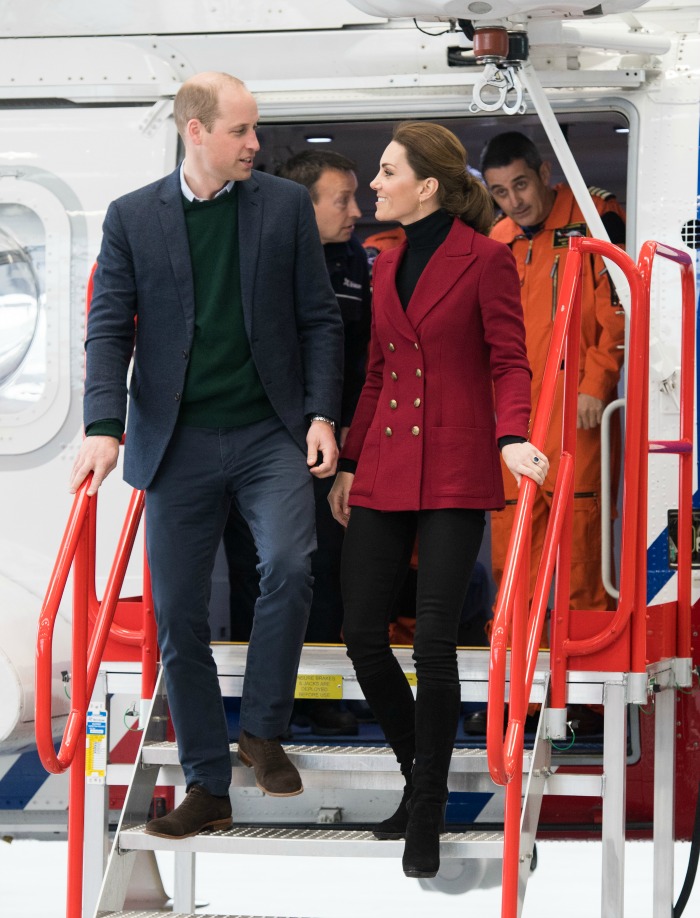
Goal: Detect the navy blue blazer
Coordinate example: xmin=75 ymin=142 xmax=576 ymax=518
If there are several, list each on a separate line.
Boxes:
xmin=84 ymin=168 xmax=344 ymax=490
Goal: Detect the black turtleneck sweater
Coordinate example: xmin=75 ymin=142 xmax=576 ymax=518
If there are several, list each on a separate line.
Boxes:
xmin=395 ymin=207 xmax=453 ymax=310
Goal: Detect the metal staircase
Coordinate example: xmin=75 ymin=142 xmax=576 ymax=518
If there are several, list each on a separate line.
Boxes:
xmin=36 ymin=234 xmax=696 ymax=918
xmin=83 ymin=643 xmax=636 ymax=918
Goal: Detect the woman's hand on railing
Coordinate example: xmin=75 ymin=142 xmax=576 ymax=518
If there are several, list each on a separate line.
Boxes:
xmin=69 ymin=435 xmax=120 ymax=496
xmin=501 ymin=442 xmax=549 ymax=487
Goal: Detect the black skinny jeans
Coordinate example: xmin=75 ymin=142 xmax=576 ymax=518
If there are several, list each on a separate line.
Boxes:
xmin=341 ymin=507 xmax=485 ymax=688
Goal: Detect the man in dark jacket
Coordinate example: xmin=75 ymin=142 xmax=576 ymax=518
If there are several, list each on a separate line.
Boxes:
xmin=69 ymin=72 xmax=343 ymax=836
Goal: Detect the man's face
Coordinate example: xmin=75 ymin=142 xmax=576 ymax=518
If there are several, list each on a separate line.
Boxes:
xmin=484 ymin=158 xmax=554 ymax=227
xmin=312 ymin=168 xmax=362 ymax=244
xmin=196 ymin=84 xmax=260 ymax=184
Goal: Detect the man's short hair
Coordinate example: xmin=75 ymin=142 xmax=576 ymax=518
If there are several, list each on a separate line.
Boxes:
xmin=278 ymin=150 xmax=357 ymax=201
xmin=173 ymin=73 xmax=245 ymax=138
xmin=480 ymin=131 xmax=543 ymax=176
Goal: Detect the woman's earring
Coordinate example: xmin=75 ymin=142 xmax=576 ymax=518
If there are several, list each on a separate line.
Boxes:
xmin=418 ymin=197 xmax=423 ymax=211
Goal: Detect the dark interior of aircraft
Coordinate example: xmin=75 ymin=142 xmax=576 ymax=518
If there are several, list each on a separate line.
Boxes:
xmin=252 ymin=110 xmax=629 ymax=239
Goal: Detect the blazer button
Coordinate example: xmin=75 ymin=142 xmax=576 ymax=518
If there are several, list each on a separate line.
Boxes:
xmin=385 ymin=427 xmax=393 ymax=437
xmin=391 ymin=371 xmax=398 ymax=380
xmin=182 ymin=350 xmax=188 ymax=359
xmin=413 ymin=398 xmax=421 ymax=407
xmin=389 ymin=399 xmax=397 ymax=409
xmin=411 ymin=426 xmax=420 ymax=436
xmin=388 ymin=342 xmax=396 ymax=352
xmin=414 ymin=342 xmax=419 ymax=350
xmin=175 ymin=392 xmax=181 ymax=401
xmin=415 ymin=368 xmax=422 ymax=378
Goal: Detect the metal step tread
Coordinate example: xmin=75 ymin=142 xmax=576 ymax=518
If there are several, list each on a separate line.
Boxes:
xmin=118 ymin=824 xmax=504 ymax=858
xmin=142 ymin=741 xmax=531 ymax=773
xmin=98 ymin=912 xmax=280 ymax=917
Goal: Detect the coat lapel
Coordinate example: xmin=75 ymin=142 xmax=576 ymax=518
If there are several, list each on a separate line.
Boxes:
xmin=157 ymin=170 xmax=196 ymax=338
xmin=375 ymin=243 xmax=422 ymax=343
xmin=406 ymin=220 xmax=477 ymax=328
xmin=236 ymin=174 xmax=262 ymax=337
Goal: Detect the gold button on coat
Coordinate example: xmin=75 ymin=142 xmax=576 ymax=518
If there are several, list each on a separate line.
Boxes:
xmin=388 ymin=342 xmax=396 ymax=352
xmin=414 ymin=342 xmax=419 ymax=350
xmin=389 ymin=399 xmax=397 ymax=409
xmin=385 ymin=427 xmax=393 ymax=437
xmin=415 ymin=368 xmax=422 ymax=378
xmin=413 ymin=398 xmax=421 ymax=407
xmin=391 ymin=371 xmax=398 ymax=380
xmin=411 ymin=426 xmax=420 ymax=436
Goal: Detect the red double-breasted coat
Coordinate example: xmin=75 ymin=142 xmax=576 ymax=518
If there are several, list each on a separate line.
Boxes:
xmin=341 ymin=218 xmax=531 ymax=511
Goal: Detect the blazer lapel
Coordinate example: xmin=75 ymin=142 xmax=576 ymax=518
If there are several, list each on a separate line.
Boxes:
xmin=157 ymin=170 xmax=196 ymax=338
xmin=376 ymin=243 xmax=423 ymax=342
xmin=406 ymin=221 xmax=477 ymax=328
xmin=237 ymin=174 xmax=262 ymax=337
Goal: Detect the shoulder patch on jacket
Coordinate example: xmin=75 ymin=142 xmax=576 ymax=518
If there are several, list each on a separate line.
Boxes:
xmin=587 ymin=185 xmax=616 ymax=201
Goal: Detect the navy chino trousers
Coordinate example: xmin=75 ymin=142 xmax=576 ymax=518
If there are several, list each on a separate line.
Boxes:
xmin=145 ymin=416 xmax=316 ymax=795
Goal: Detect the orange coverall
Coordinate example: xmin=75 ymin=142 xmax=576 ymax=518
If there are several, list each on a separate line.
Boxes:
xmin=489 ymin=184 xmax=626 ymax=612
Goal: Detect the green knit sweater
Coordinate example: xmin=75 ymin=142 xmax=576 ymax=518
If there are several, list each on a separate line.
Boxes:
xmin=178 ymin=187 xmax=274 ymax=427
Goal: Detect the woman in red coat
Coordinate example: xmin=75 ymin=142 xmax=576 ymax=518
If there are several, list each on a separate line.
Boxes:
xmin=329 ymin=121 xmax=549 ymax=879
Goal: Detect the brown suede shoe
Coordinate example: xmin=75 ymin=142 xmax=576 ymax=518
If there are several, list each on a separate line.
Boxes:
xmin=145 ymin=784 xmax=232 ymax=839
xmin=237 ymin=730 xmax=303 ymax=797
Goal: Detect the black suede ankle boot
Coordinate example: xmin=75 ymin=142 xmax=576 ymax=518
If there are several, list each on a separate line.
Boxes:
xmin=402 ymin=796 xmax=448 ymax=878
xmin=373 ymin=768 xmax=413 ymax=839
xmin=355 ymin=666 xmax=417 ymax=839
xmin=401 ymin=682 xmax=460 ymax=879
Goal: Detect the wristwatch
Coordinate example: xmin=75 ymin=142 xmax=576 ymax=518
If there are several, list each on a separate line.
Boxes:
xmin=309 ymin=414 xmax=336 ymax=432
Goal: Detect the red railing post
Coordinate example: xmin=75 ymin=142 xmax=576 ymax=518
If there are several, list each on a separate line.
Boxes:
xmin=35 ymin=475 xmax=154 ymax=918
xmin=65 ymin=516 xmax=91 ymax=918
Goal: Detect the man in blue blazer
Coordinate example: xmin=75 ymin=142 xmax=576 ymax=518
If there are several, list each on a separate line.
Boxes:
xmin=69 ymin=72 xmax=344 ymax=838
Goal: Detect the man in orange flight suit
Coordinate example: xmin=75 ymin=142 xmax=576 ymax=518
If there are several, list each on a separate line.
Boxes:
xmin=481 ymin=131 xmax=626 ymax=634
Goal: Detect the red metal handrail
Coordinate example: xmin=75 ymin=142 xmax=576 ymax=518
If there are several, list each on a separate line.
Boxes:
xmin=637 ymin=241 xmax=695 ymax=661
xmin=488 ymin=245 xmax=585 ymax=787
xmin=547 ymin=238 xmax=647 ymax=709
xmin=488 ymin=241 xmax=587 ymax=918
xmin=490 ymin=236 xmax=695 ymax=918
xmin=557 ymin=240 xmax=694 ymax=672
xmin=35 ymin=475 xmax=151 ymax=918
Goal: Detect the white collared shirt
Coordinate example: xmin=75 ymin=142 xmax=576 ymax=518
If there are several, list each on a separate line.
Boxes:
xmin=179 ymin=162 xmax=235 ymax=202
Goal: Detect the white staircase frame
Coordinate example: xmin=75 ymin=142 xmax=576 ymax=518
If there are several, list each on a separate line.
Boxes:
xmin=76 ymin=642 xmax=672 ymax=918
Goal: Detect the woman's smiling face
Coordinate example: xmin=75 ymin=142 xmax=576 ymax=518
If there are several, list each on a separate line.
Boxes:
xmin=370 ymin=140 xmax=429 ymax=226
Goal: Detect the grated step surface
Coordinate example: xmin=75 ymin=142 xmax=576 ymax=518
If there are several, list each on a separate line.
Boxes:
xmin=141 ymin=741 xmax=531 ymax=774
xmin=118 ymin=824 xmax=504 ymax=859
xmin=98 ymin=912 xmax=287 ymax=917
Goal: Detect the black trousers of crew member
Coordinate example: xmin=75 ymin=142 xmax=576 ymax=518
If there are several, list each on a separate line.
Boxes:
xmin=341 ymin=507 xmax=485 ymax=687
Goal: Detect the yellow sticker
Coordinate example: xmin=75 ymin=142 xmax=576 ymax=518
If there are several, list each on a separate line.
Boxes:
xmin=405 ymin=672 xmax=417 ymax=686
xmin=85 ymin=705 xmax=107 ymax=784
xmin=295 ymin=674 xmax=343 ymax=699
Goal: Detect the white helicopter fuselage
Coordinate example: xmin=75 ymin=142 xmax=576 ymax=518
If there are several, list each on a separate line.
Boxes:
xmin=0 ymin=0 xmax=698 ymax=834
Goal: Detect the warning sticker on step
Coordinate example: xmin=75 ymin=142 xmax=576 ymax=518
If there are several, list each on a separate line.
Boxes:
xmin=85 ymin=704 xmax=107 ymax=784
xmin=405 ymin=672 xmax=417 ymax=687
xmin=294 ymin=674 xmax=343 ymax=699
